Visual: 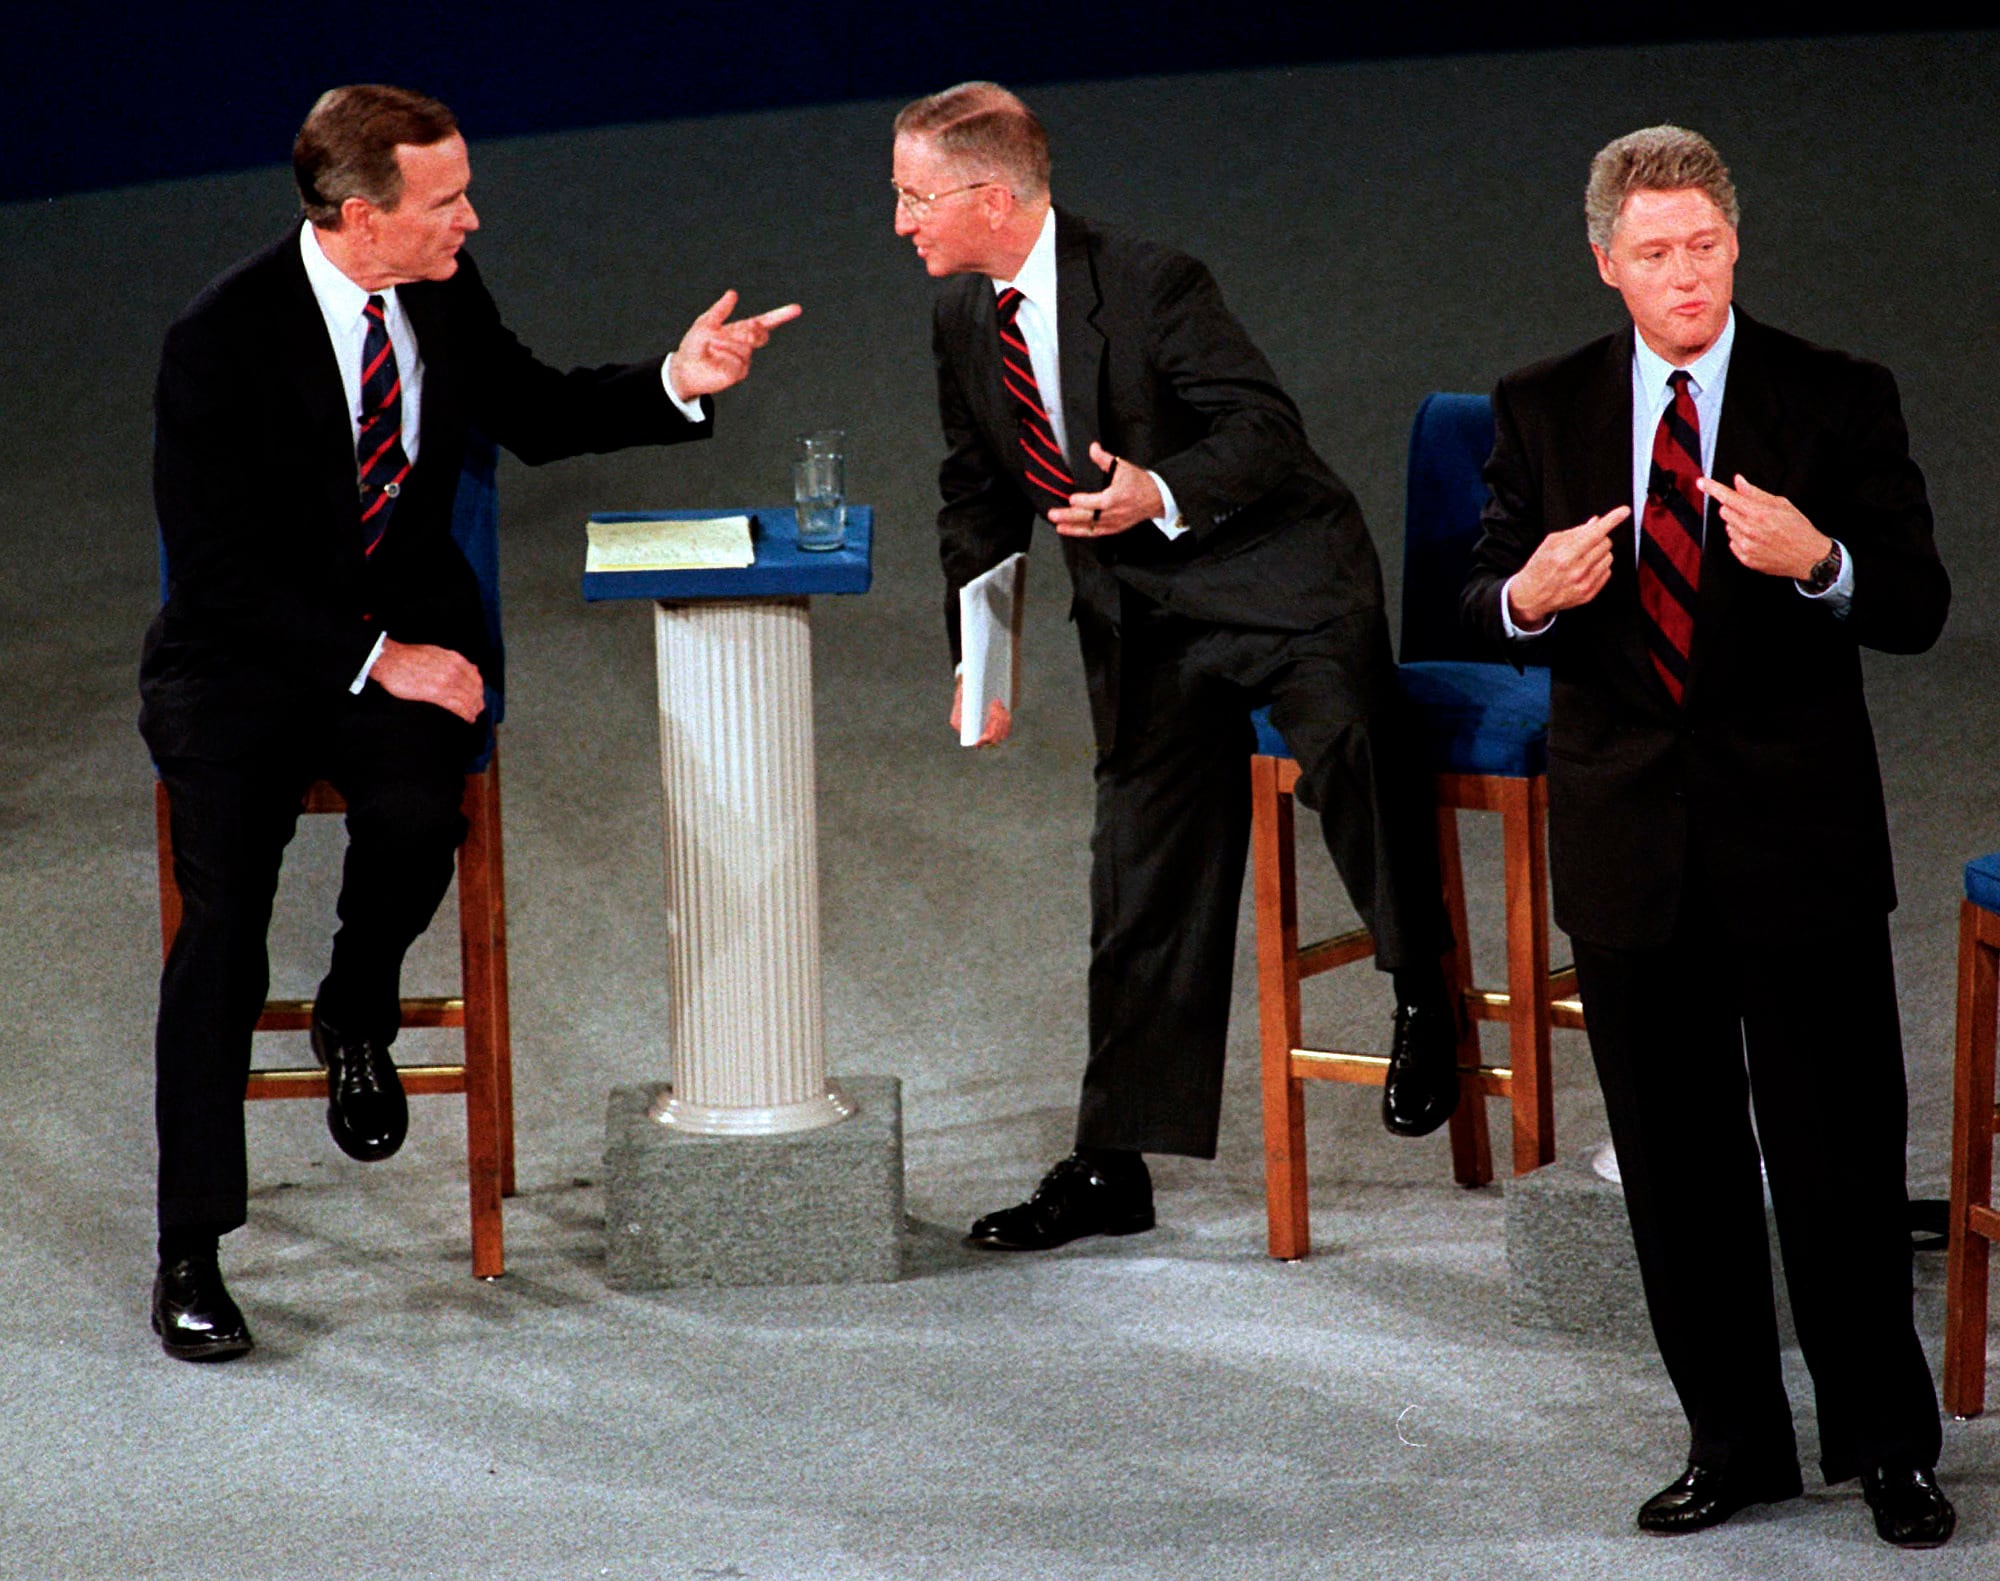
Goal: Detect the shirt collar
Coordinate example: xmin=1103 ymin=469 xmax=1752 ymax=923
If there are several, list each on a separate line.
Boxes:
xmin=299 ymin=219 xmax=387 ymax=328
xmin=1633 ymin=304 xmax=1736 ymax=402
xmin=993 ymin=206 xmax=1059 ymax=312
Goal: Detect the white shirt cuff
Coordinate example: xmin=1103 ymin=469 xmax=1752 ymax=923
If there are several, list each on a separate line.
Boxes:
xmin=1499 ymin=574 xmax=1555 ymax=639
xmin=1150 ymin=471 xmax=1189 ymax=541
xmin=661 ymin=356 xmax=706 ymax=422
xmin=350 ymin=631 xmax=388 ymax=694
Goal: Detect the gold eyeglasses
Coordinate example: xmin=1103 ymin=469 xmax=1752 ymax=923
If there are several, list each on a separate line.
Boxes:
xmin=890 ymin=180 xmax=998 ymax=219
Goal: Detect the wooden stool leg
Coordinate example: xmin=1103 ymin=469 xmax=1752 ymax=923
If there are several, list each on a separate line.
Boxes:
xmin=1254 ymin=757 xmax=1311 ymax=1259
xmin=482 ymin=753 xmax=518 ymax=1200
xmin=1501 ymin=777 xmax=1556 ymax=1173
xmin=1436 ymin=803 xmax=1493 ymax=1188
xmin=458 ymin=770 xmax=505 ymax=1279
xmin=1945 ymin=900 xmax=1998 ymax=1417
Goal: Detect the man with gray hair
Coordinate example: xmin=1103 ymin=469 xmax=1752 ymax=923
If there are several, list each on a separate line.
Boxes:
xmin=1464 ymin=125 xmax=1953 ymax=1546
xmin=892 ymin=82 xmax=1457 ymax=1252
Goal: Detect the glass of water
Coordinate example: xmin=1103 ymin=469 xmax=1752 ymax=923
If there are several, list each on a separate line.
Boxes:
xmin=793 ymin=430 xmax=846 ymax=552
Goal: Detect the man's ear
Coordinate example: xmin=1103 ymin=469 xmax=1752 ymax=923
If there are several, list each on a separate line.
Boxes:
xmin=338 ymin=194 xmax=376 ymax=237
xmin=1591 ymin=242 xmax=1617 ymax=289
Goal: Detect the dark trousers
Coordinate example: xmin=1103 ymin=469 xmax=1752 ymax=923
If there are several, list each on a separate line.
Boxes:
xmin=1074 ymin=601 xmax=1446 ymax=1158
xmin=1572 ymin=874 xmax=1942 ymax=1483
xmin=153 ymin=691 xmax=478 ymax=1236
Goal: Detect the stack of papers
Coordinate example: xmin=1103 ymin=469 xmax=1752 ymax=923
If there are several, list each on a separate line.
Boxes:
xmin=585 ymin=514 xmax=755 ymax=573
xmin=958 ymin=552 xmax=1027 ymax=747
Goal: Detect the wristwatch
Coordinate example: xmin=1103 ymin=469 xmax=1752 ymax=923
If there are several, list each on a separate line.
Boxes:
xmin=1802 ymin=539 xmax=1844 ymax=595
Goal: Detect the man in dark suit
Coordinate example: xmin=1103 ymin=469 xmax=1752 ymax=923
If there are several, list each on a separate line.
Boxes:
xmin=891 ymin=82 xmax=1456 ymax=1251
xmin=142 ymin=84 xmax=796 ymax=1360
xmin=1462 ymin=125 xmax=1952 ymax=1547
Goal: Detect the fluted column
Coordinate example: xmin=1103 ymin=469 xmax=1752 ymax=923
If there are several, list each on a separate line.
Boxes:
xmin=649 ymin=596 xmax=852 ymax=1134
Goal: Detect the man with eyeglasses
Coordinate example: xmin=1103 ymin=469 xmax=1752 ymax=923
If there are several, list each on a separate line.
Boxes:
xmin=891 ymin=81 xmax=1457 ymax=1252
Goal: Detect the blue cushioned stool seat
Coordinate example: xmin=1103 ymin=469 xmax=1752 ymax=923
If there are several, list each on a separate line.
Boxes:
xmin=1397 ymin=661 xmax=1549 ymax=778
xmin=1250 ymin=663 xmax=1550 ymax=779
xmin=1968 ymin=853 xmax=2000 ymax=915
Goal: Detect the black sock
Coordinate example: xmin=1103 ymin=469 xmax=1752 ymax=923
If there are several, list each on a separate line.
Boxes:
xmin=1075 ymin=1146 xmax=1147 ymax=1184
xmin=1392 ymin=962 xmax=1450 ymax=1012
xmin=158 ymin=1230 xmax=220 ymax=1268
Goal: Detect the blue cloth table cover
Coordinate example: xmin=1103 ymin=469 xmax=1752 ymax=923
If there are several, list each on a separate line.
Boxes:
xmin=1251 ymin=662 xmax=1550 ymax=779
xmin=582 ymin=505 xmax=873 ymax=602
xmin=1968 ymin=852 xmax=2000 ymax=915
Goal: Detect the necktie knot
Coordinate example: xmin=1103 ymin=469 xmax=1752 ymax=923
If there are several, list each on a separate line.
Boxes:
xmin=1668 ymin=368 xmax=1691 ymax=393
xmin=996 ymin=286 xmax=1025 ymax=326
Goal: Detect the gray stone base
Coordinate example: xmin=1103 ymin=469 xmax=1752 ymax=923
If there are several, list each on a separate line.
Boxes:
xmin=1507 ymin=1142 xmax=1792 ymax=1345
xmin=603 ymin=1074 xmax=904 ymax=1289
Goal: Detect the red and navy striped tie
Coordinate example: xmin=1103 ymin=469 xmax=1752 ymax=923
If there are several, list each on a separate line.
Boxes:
xmin=1638 ymin=370 xmax=1703 ymax=704
xmin=357 ymin=294 xmax=410 ymax=556
xmin=995 ymin=287 xmax=1074 ymax=509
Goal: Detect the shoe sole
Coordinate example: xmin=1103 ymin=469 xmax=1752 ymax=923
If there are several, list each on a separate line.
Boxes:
xmin=965 ymin=1213 xmax=1156 ymax=1251
xmin=1382 ymin=1097 xmax=1461 ymax=1138
xmin=152 ymin=1314 xmax=253 ymax=1363
xmin=1637 ymin=1484 xmax=1802 ymax=1534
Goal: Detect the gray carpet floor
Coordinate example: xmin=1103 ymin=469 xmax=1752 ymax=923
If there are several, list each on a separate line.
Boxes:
xmin=2 ymin=28 xmax=1996 ymax=1581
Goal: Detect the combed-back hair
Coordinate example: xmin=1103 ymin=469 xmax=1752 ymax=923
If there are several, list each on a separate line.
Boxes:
xmin=294 ymin=84 xmax=459 ymax=228
xmin=893 ymin=81 xmax=1050 ymax=196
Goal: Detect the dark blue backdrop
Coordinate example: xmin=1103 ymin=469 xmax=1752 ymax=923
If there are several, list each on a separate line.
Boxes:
xmin=6 ymin=4 xmax=1969 ymax=203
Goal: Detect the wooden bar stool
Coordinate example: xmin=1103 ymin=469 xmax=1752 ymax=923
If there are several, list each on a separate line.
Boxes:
xmin=1944 ymin=850 xmax=2000 ymax=1416
xmin=1254 ymin=394 xmax=1582 ymax=1261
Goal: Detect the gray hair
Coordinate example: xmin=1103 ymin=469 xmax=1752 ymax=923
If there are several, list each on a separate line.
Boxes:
xmin=893 ymin=81 xmax=1050 ymax=197
xmin=1585 ymin=125 xmax=1739 ymax=249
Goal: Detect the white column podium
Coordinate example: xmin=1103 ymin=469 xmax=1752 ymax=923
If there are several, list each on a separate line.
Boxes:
xmin=586 ymin=506 xmax=901 ymax=1287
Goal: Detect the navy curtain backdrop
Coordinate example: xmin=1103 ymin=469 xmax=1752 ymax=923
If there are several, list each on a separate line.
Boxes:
xmin=6 ymin=3 xmax=1974 ymax=204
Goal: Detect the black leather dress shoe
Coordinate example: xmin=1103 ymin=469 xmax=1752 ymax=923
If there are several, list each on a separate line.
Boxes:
xmin=152 ymin=1258 xmax=253 ymax=1363
xmin=1381 ymin=1001 xmax=1460 ymax=1137
xmin=310 ymin=1011 xmax=408 ymax=1162
xmin=1861 ymin=1467 xmax=1955 ymax=1548
xmin=1636 ymin=1461 xmax=1802 ymax=1534
xmin=966 ymin=1153 xmax=1155 ymax=1251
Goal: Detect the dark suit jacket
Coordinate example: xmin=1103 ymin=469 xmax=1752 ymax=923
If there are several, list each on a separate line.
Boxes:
xmin=1461 ymin=308 xmax=1949 ymax=949
xmin=930 ymin=208 xmax=1382 ymax=746
xmin=142 ymin=231 xmax=706 ymax=761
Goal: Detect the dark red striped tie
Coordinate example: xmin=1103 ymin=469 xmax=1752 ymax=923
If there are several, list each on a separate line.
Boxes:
xmin=357 ymin=294 xmax=411 ymax=556
xmin=995 ymin=287 xmax=1074 ymax=508
xmin=1638 ymin=370 xmax=1703 ymax=704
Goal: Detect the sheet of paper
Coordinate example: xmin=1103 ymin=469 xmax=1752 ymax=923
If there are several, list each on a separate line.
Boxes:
xmin=958 ymin=552 xmax=1027 ymax=747
xmin=585 ymin=514 xmax=754 ymax=573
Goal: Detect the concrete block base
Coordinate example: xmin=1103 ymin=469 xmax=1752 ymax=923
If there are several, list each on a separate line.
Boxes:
xmin=603 ymin=1074 xmax=904 ymax=1289
xmin=1507 ymin=1142 xmax=1791 ymax=1345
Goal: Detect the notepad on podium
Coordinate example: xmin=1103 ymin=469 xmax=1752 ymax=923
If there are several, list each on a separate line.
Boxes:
xmin=581 ymin=506 xmax=873 ymax=602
